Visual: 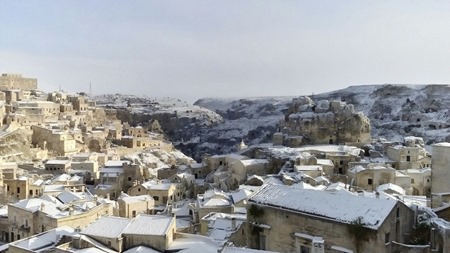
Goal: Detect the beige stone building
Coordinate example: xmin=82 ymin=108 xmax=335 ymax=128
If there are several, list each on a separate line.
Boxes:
xmin=4 ymin=176 xmax=44 ymax=200
xmin=0 ymin=73 xmax=37 ymax=91
xmin=128 ymin=179 xmax=178 ymax=207
xmin=348 ymin=164 xmax=398 ymax=192
xmin=32 ymin=125 xmax=77 ymax=156
xmin=387 ymin=145 xmax=431 ymax=170
xmin=247 ymin=183 xmax=414 ymax=253
xmin=7 ymin=195 xmax=113 ymax=242
xmin=79 ymin=214 xmax=176 ymax=252
xmin=431 ymin=143 xmax=450 ymax=208
xmin=116 ymin=193 xmax=155 ymax=218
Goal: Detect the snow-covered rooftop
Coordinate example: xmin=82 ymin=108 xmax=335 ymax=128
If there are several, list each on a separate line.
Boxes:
xmin=122 ymin=214 xmax=174 ymax=236
xmin=81 ymin=216 xmax=130 ymax=238
xmin=249 ymin=183 xmax=398 ymax=229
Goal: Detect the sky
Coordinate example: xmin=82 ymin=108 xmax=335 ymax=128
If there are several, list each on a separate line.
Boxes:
xmin=1 ymin=1 xmax=450 ymax=103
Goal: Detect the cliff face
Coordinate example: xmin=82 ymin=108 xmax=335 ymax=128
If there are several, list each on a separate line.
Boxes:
xmin=278 ymin=97 xmax=371 ymax=146
xmin=94 ymin=85 xmax=450 ymax=160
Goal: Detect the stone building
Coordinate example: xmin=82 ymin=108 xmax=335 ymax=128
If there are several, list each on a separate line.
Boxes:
xmin=431 ymin=143 xmax=450 ymax=208
xmin=128 ymin=179 xmax=178 ymax=207
xmin=79 ymin=214 xmax=176 ymax=252
xmin=0 ymin=73 xmax=37 ymax=91
xmin=246 ymin=183 xmax=414 ymax=253
xmin=116 ymin=193 xmax=155 ymax=218
xmin=387 ymin=145 xmax=431 ymax=170
xmin=275 ymin=97 xmax=371 ymax=147
xmin=7 ymin=195 xmax=113 ymax=242
xmin=31 ymin=125 xmax=77 ymax=156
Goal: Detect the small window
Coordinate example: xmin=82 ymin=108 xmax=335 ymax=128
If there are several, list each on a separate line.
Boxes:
xmin=340 ymin=161 xmax=343 ymax=165
xmin=138 ymin=188 xmax=141 ymax=192
xmin=396 ymin=207 xmax=400 ymax=218
xmin=128 ymin=177 xmax=132 ymax=181
xmin=411 ymin=179 xmax=414 ymax=184
xmin=154 ymin=196 xmax=159 ymax=201
xmin=132 ymin=210 xmax=136 ymax=217
xmin=17 ymin=187 xmax=20 ymax=194
xmin=385 ymin=232 xmax=390 ymax=243
xmin=368 ymin=179 xmax=373 ymax=185
xmin=427 ymin=179 xmax=430 ymax=182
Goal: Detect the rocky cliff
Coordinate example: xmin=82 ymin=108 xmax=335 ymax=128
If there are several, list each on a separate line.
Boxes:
xmin=93 ymin=85 xmax=450 ymax=160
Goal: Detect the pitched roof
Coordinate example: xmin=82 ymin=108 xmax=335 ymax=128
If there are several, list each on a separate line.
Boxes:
xmin=122 ymin=214 xmax=174 ymax=236
xmin=81 ymin=216 xmax=131 ymax=238
xmin=249 ymin=183 xmax=397 ymax=229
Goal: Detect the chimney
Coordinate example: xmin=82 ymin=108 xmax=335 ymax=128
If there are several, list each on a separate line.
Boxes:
xmin=40 ymin=202 xmax=45 ymax=212
xmin=69 ymin=207 xmax=74 ymax=216
xmin=106 ymin=193 xmax=110 ymax=200
xmin=231 ymin=217 xmax=236 ymax=230
xmin=375 ymin=191 xmax=380 ymax=199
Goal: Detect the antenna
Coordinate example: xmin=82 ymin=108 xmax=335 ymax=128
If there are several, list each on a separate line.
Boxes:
xmin=89 ymin=82 xmax=92 ymax=95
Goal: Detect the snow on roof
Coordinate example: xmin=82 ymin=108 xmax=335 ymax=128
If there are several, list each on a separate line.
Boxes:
xmin=222 ymin=246 xmax=280 ymax=253
xmin=433 ymin=142 xmax=450 ymax=147
xmin=294 ymin=165 xmax=322 ymax=171
xmin=268 ymin=145 xmax=362 ymax=159
xmin=377 ymin=183 xmax=406 ymax=195
xmin=53 ymin=173 xmax=71 ymax=182
xmin=120 ymin=195 xmax=154 ymax=204
xmin=104 ymin=160 xmax=129 ymax=167
xmin=122 ymin=214 xmax=174 ymax=236
xmin=190 ymin=163 xmax=203 ymax=169
xmin=12 ymin=198 xmax=60 ymax=213
xmin=46 ymin=160 xmax=70 ymax=165
xmin=168 ymin=233 xmax=220 ymax=252
xmin=225 ymin=153 xmax=249 ymax=160
xmin=249 ymin=183 xmax=398 ymax=229
xmin=316 ymin=159 xmax=334 ymax=166
xmin=43 ymin=185 xmax=65 ymax=193
xmin=56 ymin=190 xmax=84 ymax=204
xmin=231 ymin=189 xmax=253 ymax=204
xmin=141 ymin=180 xmax=174 ymax=190
xmin=81 ymin=216 xmax=131 ymax=238
xmin=12 ymin=226 xmax=75 ymax=252
xmin=239 ymin=159 xmax=268 ymax=166
xmin=123 ymin=246 xmax=161 ymax=253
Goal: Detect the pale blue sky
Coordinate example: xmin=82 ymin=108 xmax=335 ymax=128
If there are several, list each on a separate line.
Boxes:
xmin=1 ymin=1 xmax=450 ymax=102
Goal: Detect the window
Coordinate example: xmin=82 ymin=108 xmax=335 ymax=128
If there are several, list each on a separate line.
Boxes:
xmin=29 ymin=190 xmax=33 ymax=196
xmin=138 ymin=188 xmax=141 ymax=192
xmin=340 ymin=161 xmax=343 ymax=165
xmin=17 ymin=187 xmax=20 ymax=194
xmin=368 ymin=179 xmax=373 ymax=185
xmin=411 ymin=179 xmax=415 ymax=184
xmin=132 ymin=210 xmax=136 ymax=218
xmin=396 ymin=207 xmax=400 ymax=218
xmin=406 ymin=156 xmax=411 ymax=162
xmin=128 ymin=177 xmax=132 ymax=181
xmin=154 ymin=196 xmax=159 ymax=201
xmin=385 ymin=232 xmax=390 ymax=243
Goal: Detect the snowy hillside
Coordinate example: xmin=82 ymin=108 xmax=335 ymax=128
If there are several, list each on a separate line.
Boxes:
xmin=195 ymin=84 xmax=450 ymax=157
xmin=91 ymin=85 xmax=450 ymax=160
xmin=92 ymin=94 xmax=223 ymax=124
